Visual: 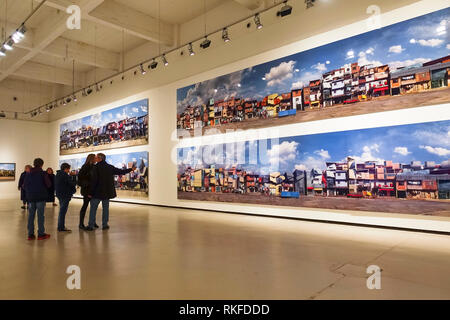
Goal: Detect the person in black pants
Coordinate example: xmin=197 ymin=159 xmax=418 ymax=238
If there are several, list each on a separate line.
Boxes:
xmin=45 ymin=168 xmax=57 ymax=207
xmin=18 ymin=165 xmax=31 ymax=210
xmin=77 ymin=154 xmax=96 ymax=230
xmin=55 ymin=163 xmax=77 ymax=232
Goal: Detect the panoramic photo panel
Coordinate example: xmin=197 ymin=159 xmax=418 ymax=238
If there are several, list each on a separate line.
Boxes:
xmin=60 ymin=99 xmax=149 ymax=155
xmin=177 ymin=8 xmax=450 ymax=138
xmin=61 ymin=151 xmax=149 ymax=200
xmin=177 ymin=120 xmax=450 ymax=216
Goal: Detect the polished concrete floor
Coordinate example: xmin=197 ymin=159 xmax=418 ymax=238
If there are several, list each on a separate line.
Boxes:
xmin=0 ymin=198 xmax=449 ymax=300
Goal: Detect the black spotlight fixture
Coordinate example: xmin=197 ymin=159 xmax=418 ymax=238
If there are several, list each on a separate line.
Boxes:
xmin=0 ymin=111 xmax=6 ymax=118
xmin=65 ymin=96 xmax=72 ymax=104
xmin=139 ymin=64 xmax=146 ymax=75
xmin=162 ymin=54 xmax=169 ymax=66
xmin=86 ymin=87 xmax=93 ymax=95
xmin=222 ymin=28 xmax=230 ymax=42
xmin=200 ymin=36 xmax=211 ymax=49
xmin=254 ymin=13 xmax=263 ymax=30
xmin=149 ymin=58 xmax=158 ymax=69
xmin=277 ymin=1 xmax=293 ymax=17
xmin=188 ymin=43 xmax=195 ymax=56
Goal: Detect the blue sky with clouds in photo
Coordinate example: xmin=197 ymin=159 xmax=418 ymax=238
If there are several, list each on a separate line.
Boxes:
xmin=177 ymin=8 xmax=449 ymax=114
xmin=62 ymin=151 xmax=148 ymax=172
xmin=60 ymin=99 xmax=148 ymax=134
xmin=178 ymin=120 xmax=450 ymax=174
xmin=0 ymin=163 xmax=15 ymax=171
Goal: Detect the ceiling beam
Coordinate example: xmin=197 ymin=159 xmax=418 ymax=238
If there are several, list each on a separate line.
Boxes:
xmin=86 ymin=0 xmax=174 ymax=46
xmin=6 ymin=61 xmax=85 ymax=86
xmin=0 ymin=0 xmax=104 ymax=83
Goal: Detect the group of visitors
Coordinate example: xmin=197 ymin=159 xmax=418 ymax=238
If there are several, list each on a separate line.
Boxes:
xmin=18 ymin=153 xmax=135 ymax=240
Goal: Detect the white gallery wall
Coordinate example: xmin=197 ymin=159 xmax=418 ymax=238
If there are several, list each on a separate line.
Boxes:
xmin=0 ymin=119 xmax=50 ymax=199
xmin=3 ymin=0 xmax=450 ymax=232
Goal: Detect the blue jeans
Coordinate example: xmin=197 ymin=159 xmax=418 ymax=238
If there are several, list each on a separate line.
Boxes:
xmin=57 ymin=197 xmax=71 ymax=230
xmin=88 ymin=198 xmax=110 ymax=228
xmin=28 ymin=202 xmax=46 ymax=236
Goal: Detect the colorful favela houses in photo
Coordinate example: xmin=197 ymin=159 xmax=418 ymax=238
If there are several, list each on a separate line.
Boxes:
xmin=177 ymin=120 xmax=450 ymax=216
xmin=177 ymin=8 xmax=450 ymax=138
xmin=60 ymin=151 xmax=149 ymax=200
xmin=60 ymin=99 xmax=149 ymax=155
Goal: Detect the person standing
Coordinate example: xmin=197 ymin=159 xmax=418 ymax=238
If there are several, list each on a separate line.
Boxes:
xmin=18 ymin=165 xmax=31 ymax=210
xmin=87 ymin=153 xmax=135 ymax=231
xmin=24 ymin=158 xmax=51 ymax=241
xmin=55 ymin=163 xmax=77 ymax=232
xmin=45 ymin=168 xmax=57 ymax=207
xmin=77 ymin=154 xmax=97 ymax=230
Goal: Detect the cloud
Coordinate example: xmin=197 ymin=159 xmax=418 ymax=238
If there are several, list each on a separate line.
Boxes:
xmin=295 ymin=164 xmax=307 ymax=171
xmin=291 ymin=80 xmax=304 ymax=90
xmin=348 ymin=144 xmax=384 ymax=164
xmin=365 ymin=47 xmax=375 ymax=55
xmin=132 ymin=107 xmax=139 ymax=113
xmin=387 ymin=58 xmax=431 ymax=71
xmin=314 ymin=149 xmax=330 ymax=160
xmin=413 ymin=125 xmax=450 ymax=148
xmin=312 ymin=62 xmax=327 ymax=72
xmin=389 ymin=45 xmax=404 ymax=53
xmin=346 ymin=50 xmax=355 ymax=59
xmin=267 ymin=141 xmax=299 ymax=166
xmin=358 ymin=50 xmax=382 ymax=67
xmin=265 ymin=60 xmax=296 ymax=87
xmin=326 ymin=61 xmax=331 ymax=65
xmin=420 ymin=146 xmax=450 ymax=157
xmin=411 ymin=38 xmax=444 ymax=47
xmin=394 ymin=147 xmax=411 ymax=156
xmin=447 ymin=44 xmax=450 ymax=50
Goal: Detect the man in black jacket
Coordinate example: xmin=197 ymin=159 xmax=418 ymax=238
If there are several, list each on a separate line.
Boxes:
xmin=24 ymin=158 xmax=52 ymax=240
xmin=55 ymin=163 xmax=77 ymax=232
xmin=87 ymin=153 xmax=135 ymax=231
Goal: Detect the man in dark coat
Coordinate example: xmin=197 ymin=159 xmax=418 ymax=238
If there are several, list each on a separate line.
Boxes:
xmin=77 ymin=154 xmax=96 ymax=230
xmin=87 ymin=153 xmax=135 ymax=231
xmin=24 ymin=158 xmax=51 ymax=240
xmin=18 ymin=165 xmax=31 ymax=210
xmin=55 ymin=163 xmax=77 ymax=232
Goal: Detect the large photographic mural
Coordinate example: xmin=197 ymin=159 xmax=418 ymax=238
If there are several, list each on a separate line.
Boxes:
xmin=177 ymin=8 xmax=450 ymax=138
xmin=61 ymin=151 xmax=149 ymax=200
xmin=60 ymin=99 xmax=149 ymax=155
xmin=177 ymin=120 xmax=450 ymax=216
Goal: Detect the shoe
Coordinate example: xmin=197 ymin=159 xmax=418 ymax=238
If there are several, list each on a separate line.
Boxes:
xmin=21 ymin=206 xmax=26 ymax=210
xmin=102 ymin=225 xmax=110 ymax=230
xmin=28 ymin=235 xmax=36 ymax=241
xmin=79 ymin=225 xmax=87 ymax=230
xmin=85 ymin=227 xmax=95 ymax=231
xmin=58 ymin=228 xmax=72 ymax=232
xmin=37 ymin=234 xmax=51 ymax=240
xmin=94 ymin=224 xmax=99 ymax=229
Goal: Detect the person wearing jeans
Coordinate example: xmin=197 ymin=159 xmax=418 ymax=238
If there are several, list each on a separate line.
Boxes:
xmin=55 ymin=163 xmax=77 ymax=232
xmin=24 ymin=158 xmax=52 ymax=240
xmin=87 ymin=153 xmax=135 ymax=231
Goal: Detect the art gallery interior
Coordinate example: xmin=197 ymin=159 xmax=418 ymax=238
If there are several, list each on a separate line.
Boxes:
xmin=0 ymin=0 xmax=449 ymax=301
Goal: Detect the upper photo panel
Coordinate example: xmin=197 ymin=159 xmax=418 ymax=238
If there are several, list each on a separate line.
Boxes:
xmin=177 ymin=8 xmax=450 ymax=139
xmin=59 ymin=99 xmax=149 ymax=155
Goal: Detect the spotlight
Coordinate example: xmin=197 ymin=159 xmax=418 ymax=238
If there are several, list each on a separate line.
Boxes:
xmin=12 ymin=25 xmax=27 ymax=43
xmin=3 ymin=38 xmax=14 ymax=51
xmin=82 ymin=88 xmax=87 ymax=97
xmin=277 ymin=1 xmax=293 ymax=17
xmin=139 ymin=64 xmax=146 ymax=74
xmin=222 ymin=28 xmax=230 ymax=42
xmin=46 ymin=105 xmax=52 ymax=112
xmin=0 ymin=48 xmax=6 ymax=57
xmin=96 ymin=83 xmax=101 ymax=92
xmin=0 ymin=111 xmax=6 ymax=118
xmin=65 ymin=97 xmax=71 ymax=104
xmin=162 ymin=54 xmax=169 ymax=66
xmin=305 ymin=0 xmax=315 ymax=9
xmin=149 ymin=58 xmax=158 ymax=69
xmin=188 ymin=43 xmax=195 ymax=56
xmin=87 ymin=87 xmax=93 ymax=95
xmin=254 ymin=14 xmax=263 ymax=30
xmin=200 ymin=37 xmax=211 ymax=49
xmin=73 ymin=94 xmax=77 ymax=102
